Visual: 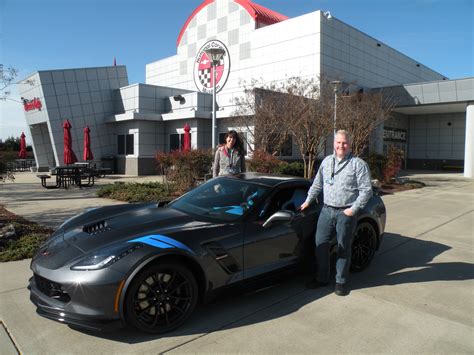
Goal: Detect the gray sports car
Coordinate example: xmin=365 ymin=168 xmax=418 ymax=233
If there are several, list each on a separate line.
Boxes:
xmin=28 ymin=173 xmax=386 ymax=333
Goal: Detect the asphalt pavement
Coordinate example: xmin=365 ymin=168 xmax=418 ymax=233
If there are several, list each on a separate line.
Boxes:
xmin=0 ymin=171 xmax=473 ymax=354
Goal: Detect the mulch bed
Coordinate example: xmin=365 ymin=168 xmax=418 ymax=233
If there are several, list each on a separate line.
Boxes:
xmin=0 ymin=205 xmax=51 ymax=231
xmin=379 ymin=180 xmax=425 ymax=194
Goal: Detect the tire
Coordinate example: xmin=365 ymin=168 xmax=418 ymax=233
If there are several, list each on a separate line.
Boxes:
xmin=125 ymin=262 xmax=198 ymax=333
xmin=351 ymin=221 xmax=377 ymax=272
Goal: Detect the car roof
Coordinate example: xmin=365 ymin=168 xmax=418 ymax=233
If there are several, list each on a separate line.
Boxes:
xmin=219 ymin=173 xmax=309 ymax=187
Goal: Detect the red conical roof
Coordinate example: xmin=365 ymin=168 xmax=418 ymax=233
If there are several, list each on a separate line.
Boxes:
xmin=177 ymin=0 xmax=288 ymax=46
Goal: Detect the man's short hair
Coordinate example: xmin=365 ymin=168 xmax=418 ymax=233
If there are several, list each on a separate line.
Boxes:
xmin=335 ymin=129 xmax=352 ymax=143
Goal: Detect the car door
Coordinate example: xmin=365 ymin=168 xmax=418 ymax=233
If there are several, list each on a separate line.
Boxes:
xmin=242 ymin=184 xmax=309 ymax=279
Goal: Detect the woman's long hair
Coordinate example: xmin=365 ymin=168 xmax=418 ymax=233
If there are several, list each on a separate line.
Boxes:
xmin=225 ymin=130 xmax=245 ymax=157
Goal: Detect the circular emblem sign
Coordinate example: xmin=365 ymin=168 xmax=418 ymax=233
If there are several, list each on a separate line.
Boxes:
xmin=194 ymin=40 xmax=230 ymax=94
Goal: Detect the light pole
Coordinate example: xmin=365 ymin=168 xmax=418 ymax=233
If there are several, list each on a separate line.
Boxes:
xmin=330 ymin=80 xmax=342 ymax=135
xmin=204 ymin=47 xmax=226 ymax=150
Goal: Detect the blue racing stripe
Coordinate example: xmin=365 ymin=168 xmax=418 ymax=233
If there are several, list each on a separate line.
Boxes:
xmin=128 ymin=235 xmax=195 ymax=254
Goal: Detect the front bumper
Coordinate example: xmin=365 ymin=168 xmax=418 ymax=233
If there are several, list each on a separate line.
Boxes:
xmin=28 ymin=276 xmax=124 ymax=332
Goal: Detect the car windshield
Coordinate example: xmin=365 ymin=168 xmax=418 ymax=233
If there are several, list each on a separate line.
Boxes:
xmin=169 ymin=177 xmax=269 ymax=222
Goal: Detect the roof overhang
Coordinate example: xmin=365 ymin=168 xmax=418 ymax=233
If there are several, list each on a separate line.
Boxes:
xmin=162 ymin=110 xmax=211 ymax=121
xmin=393 ymin=102 xmax=469 ymax=115
xmin=105 ymin=111 xmax=163 ymax=123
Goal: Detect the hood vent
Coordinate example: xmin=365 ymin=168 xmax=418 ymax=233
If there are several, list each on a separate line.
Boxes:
xmin=83 ymin=220 xmax=111 ymax=235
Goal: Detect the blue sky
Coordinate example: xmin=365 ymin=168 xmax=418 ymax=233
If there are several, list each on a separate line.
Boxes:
xmin=1 ymin=0 xmax=473 ymax=141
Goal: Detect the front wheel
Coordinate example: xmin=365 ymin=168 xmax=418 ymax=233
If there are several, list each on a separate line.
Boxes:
xmin=125 ymin=262 xmax=198 ymax=333
xmin=351 ymin=221 xmax=377 ymax=272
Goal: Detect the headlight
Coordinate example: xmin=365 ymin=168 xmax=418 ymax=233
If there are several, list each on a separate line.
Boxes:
xmin=71 ymin=243 xmax=142 ymax=271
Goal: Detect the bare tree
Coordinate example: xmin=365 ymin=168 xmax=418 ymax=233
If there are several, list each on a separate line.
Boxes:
xmin=233 ymin=79 xmax=290 ymax=154
xmin=0 ymin=64 xmax=19 ymax=101
xmin=336 ymin=88 xmax=396 ymax=156
xmin=233 ymin=76 xmax=394 ymax=177
xmin=278 ymin=77 xmax=334 ymax=178
xmin=233 ymin=77 xmax=334 ymax=178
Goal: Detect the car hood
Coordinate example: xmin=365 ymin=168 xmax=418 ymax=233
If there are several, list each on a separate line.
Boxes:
xmin=33 ymin=203 xmax=211 ymax=270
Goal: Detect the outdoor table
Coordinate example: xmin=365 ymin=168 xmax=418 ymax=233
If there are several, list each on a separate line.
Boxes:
xmin=74 ymin=162 xmax=90 ymax=168
xmin=54 ymin=165 xmax=86 ymax=189
xmin=13 ymin=159 xmax=32 ymax=171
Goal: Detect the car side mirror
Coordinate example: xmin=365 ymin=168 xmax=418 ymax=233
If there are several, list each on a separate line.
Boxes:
xmin=263 ymin=210 xmax=294 ymax=228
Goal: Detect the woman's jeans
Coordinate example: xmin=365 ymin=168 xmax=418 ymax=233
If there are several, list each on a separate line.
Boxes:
xmin=315 ymin=205 xmax=357 ymax=285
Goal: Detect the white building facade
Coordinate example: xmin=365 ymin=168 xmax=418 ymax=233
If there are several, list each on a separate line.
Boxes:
xmin=19 ymin=0 xmax=474 ymax=175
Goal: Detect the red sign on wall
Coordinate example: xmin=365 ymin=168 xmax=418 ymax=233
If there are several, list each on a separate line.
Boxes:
xmin=22 ymin=97 xmax=42 ymax=112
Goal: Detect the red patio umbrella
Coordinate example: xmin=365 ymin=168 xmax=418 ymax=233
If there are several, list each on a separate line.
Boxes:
xmin=18 ymin=132 xmax=27 ymax=159
xmin=63 ymin=120 xmax=78 ymax=165
xmin=83 ymin=126 xmax=94 ymax=161
xmin=183 ymin=123 xmax=191 ymax=151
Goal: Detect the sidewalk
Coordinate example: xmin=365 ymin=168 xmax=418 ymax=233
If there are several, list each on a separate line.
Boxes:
xmin=0 ymin=172 xmax=164 ymax=228
xmin=0 ymin=171 xmax=473 ymax=354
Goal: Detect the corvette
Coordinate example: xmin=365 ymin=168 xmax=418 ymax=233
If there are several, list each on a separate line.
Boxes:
xmin=29 ymin=173 xmax=386 ymax=333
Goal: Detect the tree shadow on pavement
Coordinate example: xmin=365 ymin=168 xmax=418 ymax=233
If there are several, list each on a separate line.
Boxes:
xmin=71 ymin=232 xmax=473 ymax=344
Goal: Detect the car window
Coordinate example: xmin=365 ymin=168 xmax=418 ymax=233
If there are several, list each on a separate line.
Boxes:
xmin=169 ymin=178 xmax=269 ymax=222
xmin=258 ymin=186 xmax=308 ymax=220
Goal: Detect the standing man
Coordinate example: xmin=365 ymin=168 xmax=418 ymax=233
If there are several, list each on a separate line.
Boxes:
xmin=300 ymin=130 xmax=372 ymax=296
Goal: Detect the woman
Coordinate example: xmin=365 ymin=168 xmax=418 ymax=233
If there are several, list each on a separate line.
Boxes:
xmin=212 ymin=130 xmax=246 ymax=178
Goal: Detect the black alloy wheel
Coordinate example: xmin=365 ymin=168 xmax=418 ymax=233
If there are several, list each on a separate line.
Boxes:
xmin=125 ymin=262 xmax=198 ymax=333
xmin=351 ymin=221 xmax=377 ymax=272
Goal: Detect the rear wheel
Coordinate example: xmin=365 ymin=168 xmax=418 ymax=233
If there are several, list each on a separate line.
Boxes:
xmin=125 ymin=262 xmax=198 ymax=333
xmin=351 ymin=221 xmax=377 ymax=272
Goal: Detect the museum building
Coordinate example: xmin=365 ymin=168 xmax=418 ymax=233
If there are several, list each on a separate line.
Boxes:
xmin=18 ymin=0 xmax=474 ymax=176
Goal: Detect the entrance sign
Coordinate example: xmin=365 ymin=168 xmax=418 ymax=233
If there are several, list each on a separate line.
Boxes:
xmin=383 ymin=127 xmax=407 ymax=142
xmin=194 ymin=40 xmax=230 ymax=93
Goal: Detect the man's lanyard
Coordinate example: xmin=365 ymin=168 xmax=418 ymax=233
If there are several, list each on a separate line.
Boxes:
xmin=327 ymin=155 xmax=351 ymax=184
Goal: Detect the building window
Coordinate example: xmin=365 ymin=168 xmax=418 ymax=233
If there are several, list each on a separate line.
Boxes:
xmin=117 ymin=134 xmax=134 ymax=155
xmin=219 ymin=131 xmax=248 ymax=156
xmin=170 ymin=133 xmax=184 ymax=151
xmin=126 ymin=134 xmax=134 ymax=155
xmin=268 ymin=134 xmax=293 ymax=157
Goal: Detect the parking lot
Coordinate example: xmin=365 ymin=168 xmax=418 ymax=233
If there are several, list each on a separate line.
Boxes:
xmin=0 ymin=171 xmax=473 ymax=354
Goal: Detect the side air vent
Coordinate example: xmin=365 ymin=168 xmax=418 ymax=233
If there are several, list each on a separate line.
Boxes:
xmin=203 ymin=241 xmax=240 ymax=274
xmin=83 ymin=220 xmax=111 ymax=235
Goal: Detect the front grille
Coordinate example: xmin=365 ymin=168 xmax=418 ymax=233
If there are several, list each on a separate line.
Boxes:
xmin=34 ymin=274 xmax=71 ymax=303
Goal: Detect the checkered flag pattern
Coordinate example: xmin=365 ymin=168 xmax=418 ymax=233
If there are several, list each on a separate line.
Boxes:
xmin=198 ymin=59 xmax=224 ymax=88
xmin=198 ymin=68 xmax=212 ymax=88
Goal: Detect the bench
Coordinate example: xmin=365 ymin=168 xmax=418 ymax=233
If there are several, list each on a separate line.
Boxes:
xmin=80 ymin=172 xmax=95 ymax=187
xmin=89 ymin=167 xmax=112 ymax=178
xmin=36 ymin=174 xmax=54 ymax=189
xmin=97 ymin=167 xmax=112 ymax=177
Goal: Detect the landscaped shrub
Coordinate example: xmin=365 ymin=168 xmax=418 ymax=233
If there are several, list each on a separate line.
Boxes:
xmin=0 ymin=233 xmax=49 ymax=262
xmin=97 ymin=181 xmax=173 ymax=202
xmin=383 ymin=146 xmax=404 ymax=183
xmin=0 ymin=151 xmax=16 ymax=182
xmin=367 ymin=153 xmax=387 ymax=182
xmin=246 ymin=149 xmax=283 ymax=173
xmin=155 ymin=149 xmax=213 ymax=194
xmin=0 ymin=208 xmax=53 ymax=262
xmin=276 ymin=161 xmax=305 ymax=177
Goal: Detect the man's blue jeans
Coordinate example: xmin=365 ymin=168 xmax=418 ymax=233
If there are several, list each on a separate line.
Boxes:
xmin=315 ymin=206 xmax=357 ymax=285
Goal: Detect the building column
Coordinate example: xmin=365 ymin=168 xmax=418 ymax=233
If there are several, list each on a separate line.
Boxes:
xmin=464 ymin=104 xmax=474 ymax=178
